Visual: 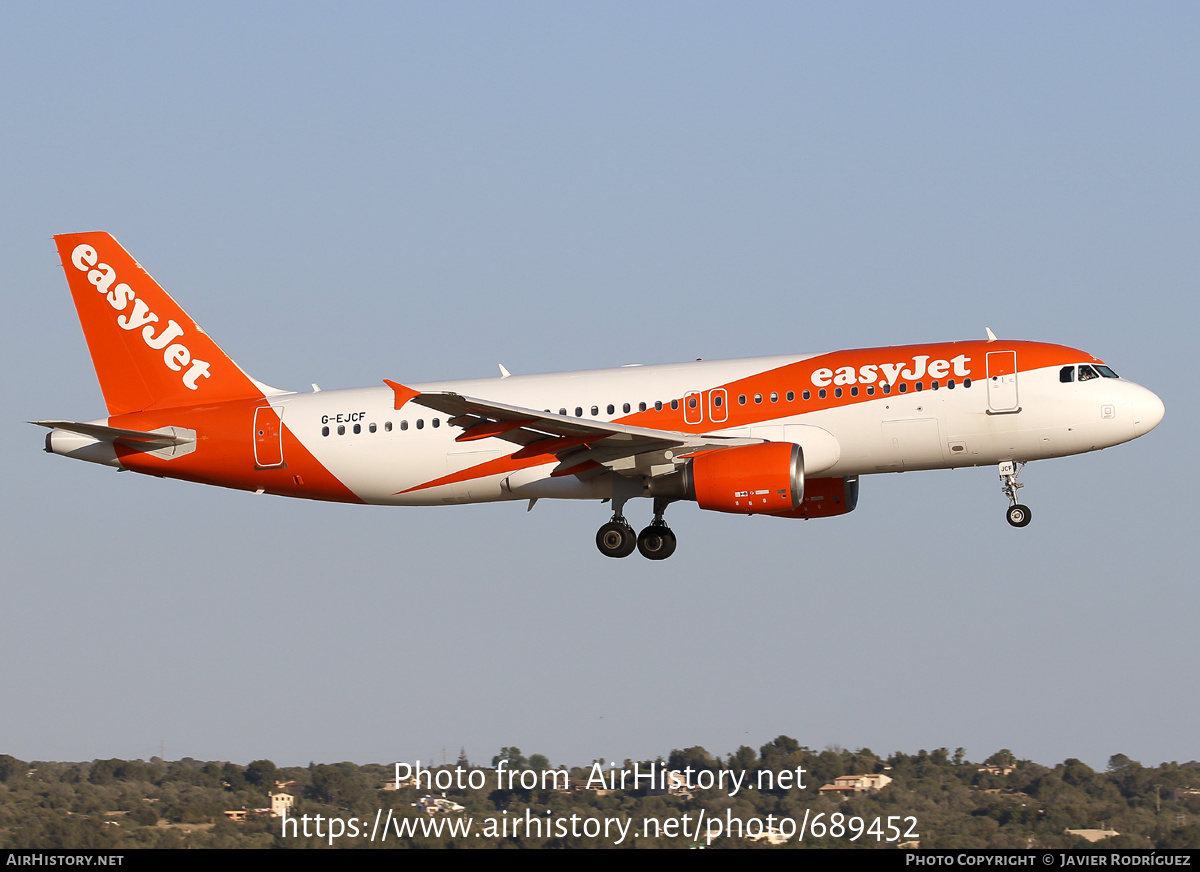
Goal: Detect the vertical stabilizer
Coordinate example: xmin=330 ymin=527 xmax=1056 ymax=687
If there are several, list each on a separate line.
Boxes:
xmin=54 ymin=232 xmax=270 ymax=414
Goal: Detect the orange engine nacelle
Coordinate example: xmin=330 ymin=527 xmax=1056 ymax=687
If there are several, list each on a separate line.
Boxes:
xmin=689 ymin=442 xmax=803 ymax=515
xmin=768 ymin=475 xmax=859 ymax=519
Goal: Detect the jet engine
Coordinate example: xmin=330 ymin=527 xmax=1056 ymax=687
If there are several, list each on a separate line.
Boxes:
xmin=649 ymin=442 xmax=804 ymax=515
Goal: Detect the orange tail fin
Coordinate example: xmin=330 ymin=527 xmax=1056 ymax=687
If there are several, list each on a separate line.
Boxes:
xmin=54 ymin=232 xmax=274 ymax=415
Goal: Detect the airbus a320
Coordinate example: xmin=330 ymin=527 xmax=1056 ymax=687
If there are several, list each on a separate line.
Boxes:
xmin=36 ymin=233 xmax=1165 ymax=559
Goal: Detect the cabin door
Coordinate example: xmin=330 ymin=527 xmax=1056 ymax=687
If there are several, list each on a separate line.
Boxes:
xmin=253 ymin=406 xmax=285 ymax=468
xmin=986 ymin=351 xmax=1019 ymax=413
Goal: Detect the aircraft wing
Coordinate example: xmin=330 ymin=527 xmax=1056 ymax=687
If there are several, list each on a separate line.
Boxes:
xmin=385 ymin=381 xmax=760 ymax=478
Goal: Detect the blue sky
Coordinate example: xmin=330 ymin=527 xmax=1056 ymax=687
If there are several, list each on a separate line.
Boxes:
xmin=2 ymin=2 xmax=1196 ymax=771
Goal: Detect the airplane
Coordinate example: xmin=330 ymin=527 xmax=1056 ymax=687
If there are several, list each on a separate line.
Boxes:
xmin=35 ymin=232 xmax=1165 ymax=560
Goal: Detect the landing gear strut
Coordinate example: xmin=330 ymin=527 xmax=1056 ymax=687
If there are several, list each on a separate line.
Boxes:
xmin=999 ymin=461 xmax=1032 ymax=528
xmin=596 ymin=482 xmax=638 ymax=559
xmin=595 ymin=494 xmax=678 ymax=559
xmin=637 ymin=497 xmax=677 ymax=560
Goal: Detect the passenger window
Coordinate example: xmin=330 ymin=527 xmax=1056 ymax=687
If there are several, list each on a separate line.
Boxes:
xmin=883 ymin=384 xmax=892 ymax=395
xmin=639 ymin=402 xmax=647 ymax=412
xmin=369 ymin=422 xmax=377 ymax=433
xmin=754 ymin=393 xmax=762 ymax=404
xmin=947 ymin=379 xmax=955 ymax=389
xmin=623 ymin=403 xmax=631 ymax=413
xmin=654 ymin=401 xmax=663 ymax=411
xmin=803 ymin=390 xmax=810 ymax=400
xmin=738 ymin=395 xmax=746 ymax=405
xmin=850 ymin=386 xmax=859 ymax=397
xmin=770 ymin=392 xmax=778 ymax=402
xmin=353 ymin=423 xmax=361 ymax=434
xmin=786 ymin=391 xmax=794 ymax=401
xmin=964 ymin=378 xmax=972 ymax=388
xmin=432 ymin=418 xmax=440 ymax=428
xmin=322 ymin=426 xmax=329 ymax=437
xmin=818 ymin=389 xmax=827 ymax=399
xmin=834 ymin=387 xmax=842 ymax=398
xmin=931 ymin=381 xmax=939 ymax=390
xmin=915 ymin=382 xmax=923 ymax=392
xmin=387 ymin=421 xmax=394 ymax=431
xmin=1060 ymin=366 xmax=1075 ymax=383
xmin=607 ymin=404 xmax=615 ymax=415
xmin=399 ymin=421 xmax=407 ymax=431
xmin=337 ymin=425 xmax=345 ymax=435
xmin=866 ymin=385 xmax=875 ymax=396
xmin=416 ymin=419 xmax=424 ymax=429
xmin=575 ymin=407 xmax=583 ymax=417
xmin=713 ymin=395 xmax=723 ymax=408
xmin=899 ymin=384 xmax=908 ymax=393
xmin=670 ymin=400 xmax=678 ymax=411
xmin=687 ymin=397 xmax=697 ymax=409
xmin=559 ymin=408 xmax=566 ymax=416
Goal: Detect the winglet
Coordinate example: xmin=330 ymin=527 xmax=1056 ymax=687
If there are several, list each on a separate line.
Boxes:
xmin=985 ymin=327 xmax=998 ymax=342
xmin=383 ymin=379 xmax=420 ymax=410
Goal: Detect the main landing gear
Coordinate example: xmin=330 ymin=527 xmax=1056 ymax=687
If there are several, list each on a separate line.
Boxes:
xmin=596 ymin=518 xmax=637 ymax=558
xmin=999 ymin=460 xmax=1032 ymax=528
xmin=596 ymin=496 xmax=678 ymax=560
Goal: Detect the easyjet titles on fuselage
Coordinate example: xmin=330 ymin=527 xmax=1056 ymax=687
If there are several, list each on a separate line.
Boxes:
xmin=810 ymin=354 xmax=972 ymax=388
xmin=69 ymin=243 xmax=212 ymax=391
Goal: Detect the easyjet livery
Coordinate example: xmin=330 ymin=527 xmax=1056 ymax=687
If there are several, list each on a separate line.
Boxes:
xmin=36 ymin=232 xmax=1165 ymax=559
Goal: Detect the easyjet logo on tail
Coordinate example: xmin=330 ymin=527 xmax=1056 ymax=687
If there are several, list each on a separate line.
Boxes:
xmin=70 ymin=244 xmax=212 ymax=391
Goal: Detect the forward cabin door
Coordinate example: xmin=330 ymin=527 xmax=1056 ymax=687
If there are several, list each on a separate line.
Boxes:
xmin=253 ymin=406 xmax=285 ymax=468
xmin=986 ymin=351 xmax=1020 ymax=413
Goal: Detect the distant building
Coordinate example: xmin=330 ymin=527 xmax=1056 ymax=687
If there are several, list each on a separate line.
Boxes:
xmin=645 ymin=769 xmax=695 ymax=800
xmin=818 ymin=773 xmax=893 ymax=798
xmin=269 ymin=792 xmax=294 ymax=817
xmin=747 ymin=827 xmax=788 ymax=846
xmin=978 ymin=764 xmax=1016 ymax=776
xmin=1065 ymin=828 xmax=1119 ymax=843
xmin=414 ymin=795 xmax=465 ymax=814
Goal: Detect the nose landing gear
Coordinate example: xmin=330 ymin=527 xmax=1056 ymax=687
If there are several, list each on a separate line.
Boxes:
xmin=999 ymin=461 xmax=1032 ymax=528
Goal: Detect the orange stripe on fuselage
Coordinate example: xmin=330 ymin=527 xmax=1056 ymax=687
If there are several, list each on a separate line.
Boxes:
xmin=398 ymin=452 xmax=549 ymax=495
xmin=614 ymin=340 xmax=1094 ymax=432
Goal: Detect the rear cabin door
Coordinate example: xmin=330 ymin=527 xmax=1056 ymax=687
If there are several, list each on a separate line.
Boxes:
xmin=253 ymin=406 xmax=285 ymax=468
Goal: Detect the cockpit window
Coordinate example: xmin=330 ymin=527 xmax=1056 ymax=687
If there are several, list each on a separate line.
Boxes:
xmin=1078 ymin=365 xmax=1100 ymax=382
xmin=1060 ymin=366 xmax=1074 ymax=383
xmin=1095 ymin=365 xmax=1119 ymax=378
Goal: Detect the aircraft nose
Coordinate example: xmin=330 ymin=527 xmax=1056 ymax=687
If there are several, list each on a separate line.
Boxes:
xmin=1132 ymin=386 xmax=1165 ymax=436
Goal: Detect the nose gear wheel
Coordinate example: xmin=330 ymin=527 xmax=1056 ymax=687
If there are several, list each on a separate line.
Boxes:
xmin=999 ymin=461 xmax=1032 ymax=528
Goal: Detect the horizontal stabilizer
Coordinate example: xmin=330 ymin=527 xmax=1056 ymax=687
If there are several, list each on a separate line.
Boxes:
xmin=30 ymin=420 xmax=195 ymax=449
